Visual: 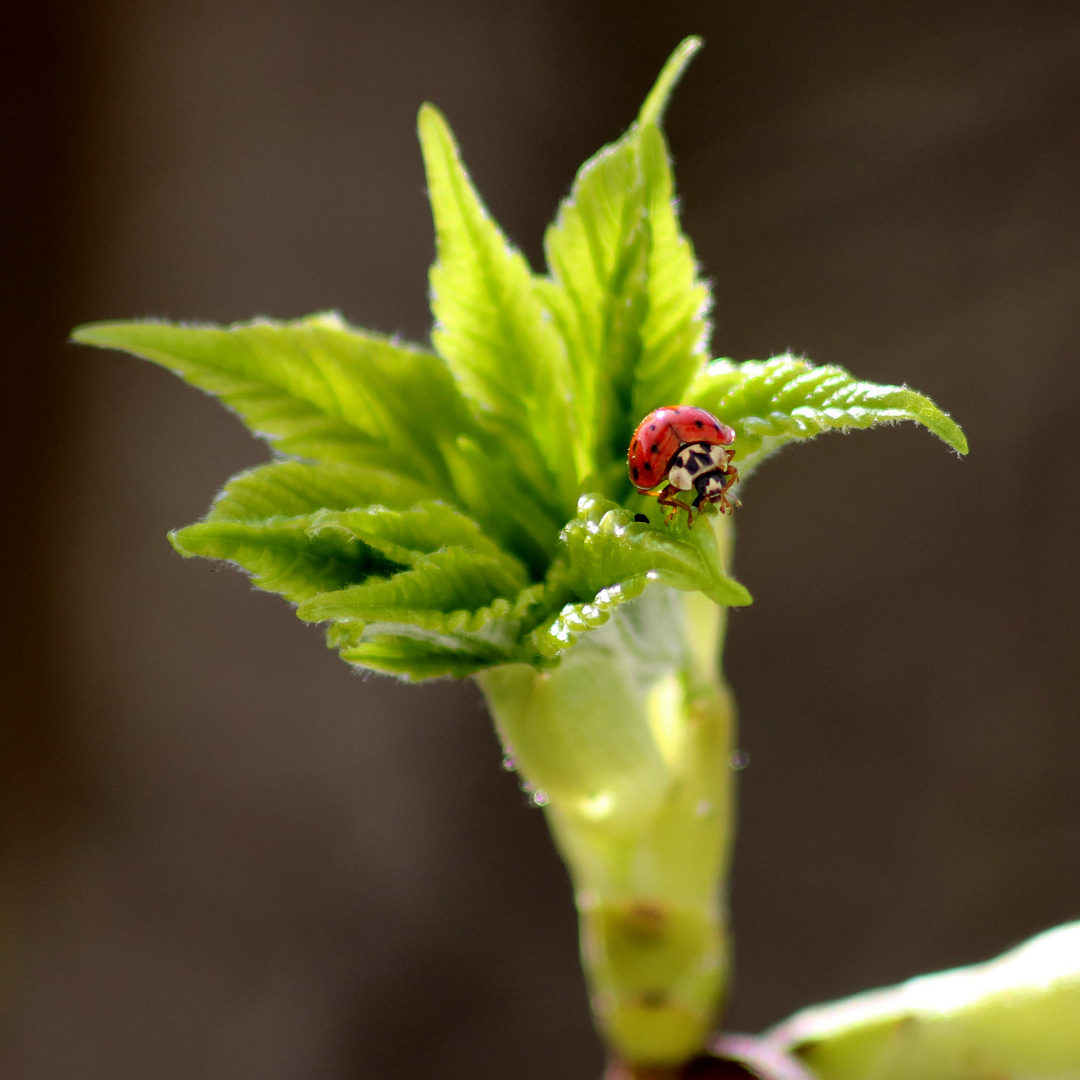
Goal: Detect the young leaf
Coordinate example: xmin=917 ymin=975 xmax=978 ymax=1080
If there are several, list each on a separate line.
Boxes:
xmin=440 ymin=435 xmax=564 ymax=573
xmin=172 ymin=517 xmax=391 ymax=603
xmin=297 ymin=547 xmax=529 ymax=631
xmin=73 ymin=315 xmax=470 ymax=494
xmin=637 ymin=36 xmax=703 ymax=128
xmin=537 ymin=39 xmax=711 ymax=485
xmin=534 ymin=495 xmax=751 ymax=657
xmin=172 ymin=460 xmax=477 ymax=604
xmin=534 ymin=574 xmax=651 ymax=658
xmin=339 ymin=634 xmax=512 ymax=680
xmin=308 ymin=501 xmax=519 ymax=569
xmin=538 ymin=130 xmax=648 ymax=480
xmin=205 ymin=460 xmax=438 ymax=522
xmin=297 ymin=547 xmax=541 ymax=676
xmin=688 ymin=355 xmax=969 ymax=474
xmin=418 ymin=104 xmax=579 ymax=514
xmin=630 ymin=124 xmax=712 ymax=422
xmin=169 ymin=461 xmax=440 ymax=603
xmin=328 ymin=580 xmax=549 ymax=679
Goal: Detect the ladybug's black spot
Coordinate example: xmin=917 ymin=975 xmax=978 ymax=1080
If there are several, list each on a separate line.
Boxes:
xmin=694 ymin=419 xmax=704 ymax=428
xmin=650 ymin=443 xmax=660 ymax=454
xmin=643 ymin=462 xmax=653 ymax=472
xmin=631 ymin=466 xmax=640 ymax=480
xmin=634 ymin=513 xmax=650 ymax=524
xmin=648 ymin=423 xmax=657 ymax=432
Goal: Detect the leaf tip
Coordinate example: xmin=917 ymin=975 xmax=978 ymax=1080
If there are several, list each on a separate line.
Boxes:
xmin=638 ymin=36 xmax=704 ymax=128
xmin=71 ymin=318 xmax=185 ymax=356
xmin=948 ymin=426 xmax=970 ymax=456
xmin=417 ymin=102 xmax=466 ymax=197
xmin=417 ymin=101 xmax=451 ymax=146
xmin=914 ymin=396 xmax=969 ymax=455
xmin=70 ymin=322 xmax=98 ymax=345
xmin=70 ymin=320 xmax=136 ymax=349
xmin=725 ymin=580 xmax=754 ymax=608
xmin=167 ymin=526 xmax=199 ymax=558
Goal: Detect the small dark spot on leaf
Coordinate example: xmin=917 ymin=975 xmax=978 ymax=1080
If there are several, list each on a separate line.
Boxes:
xmin=634 ymin=513 xmax=649 ymax=524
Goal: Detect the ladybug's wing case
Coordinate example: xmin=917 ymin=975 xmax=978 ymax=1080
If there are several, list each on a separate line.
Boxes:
xmin=665 ymin=406 xmax=736 ymax=447
xmin=628 ymin=408 xmax=686 ymax=492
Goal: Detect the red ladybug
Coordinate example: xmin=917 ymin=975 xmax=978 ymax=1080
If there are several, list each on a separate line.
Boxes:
xmin=627 ymin=405 xmax=740 ymax=525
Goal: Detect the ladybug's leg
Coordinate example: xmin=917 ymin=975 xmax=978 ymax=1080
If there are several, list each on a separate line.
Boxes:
xmin=716 ymin=464 xmax=741 ymax=514
xmin=657 ymin=485 xmax=694 ymax=526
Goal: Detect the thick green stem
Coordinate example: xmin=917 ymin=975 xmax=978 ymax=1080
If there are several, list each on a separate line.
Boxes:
xmin=476 ymin=522 xmax=738 ymax=1066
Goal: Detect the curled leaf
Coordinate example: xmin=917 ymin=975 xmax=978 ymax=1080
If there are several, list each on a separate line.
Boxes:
xmin=535 ymin=495 xmax=750 ymax=657
xmin=688 ymin=355 xmax=968 ymax=474
xmin=170 ymin=461 xmax=437 ymax=602
xmin=308 ymin=502 xmax=513 ymax=567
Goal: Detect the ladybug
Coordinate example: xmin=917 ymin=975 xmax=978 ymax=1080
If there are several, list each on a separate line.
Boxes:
xmin=627 ymin=405 xmax=740 ymax=525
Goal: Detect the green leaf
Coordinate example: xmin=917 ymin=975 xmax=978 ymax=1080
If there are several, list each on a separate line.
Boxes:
xmin=171 ymin=462 xmax=444 ymax=603
xmin=630 ymin=124 xmax=712 ymax=423
xmin=205 ymin=460 xmax=438 ymax=522
xmin=73 ymin=314 xmax=470 ymax=494
xmin=638 ymin=36 xmax=703 ymax=128
xmin=418 ymin=104 xmax=578 ymax=514
xmin=538 ymin=130 xmax=649 ymax=480
xmin=443 ymin=435 xmax=564 ymax=571
xmin=298 ymin=548 xmax=546 ymax=678
xmin=297 ymin=546 xmax=529 ymax=631
xmin=535 ymin=573 xmax=653 ymax=658
xmin=537 ymin=39 xmax=711 ymax=487
xmin=770 ymin=920 xmax=1080 ymax=1080
xmin=688 ymin=354 xmax=969 ymax=474
xmin=308 ymin=501 xmax=520 ymax=569
xmin=327 ymin=578 xmax=549 ymax=679
xmin=172 ymin=517 xmax=389 ymax=603
xmin=534 ymin=495 xmax=750 ymax=657
xmin=338 ymin=634 xmax=510 ymax=680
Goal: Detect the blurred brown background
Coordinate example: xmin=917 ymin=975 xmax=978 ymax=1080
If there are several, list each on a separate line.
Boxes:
xmin=2 ymin=1 xmax=1079 ymax=1077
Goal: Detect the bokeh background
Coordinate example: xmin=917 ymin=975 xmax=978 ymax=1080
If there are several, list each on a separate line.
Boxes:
xmin=3 ymin=1 xmax=1079 ymax=1076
